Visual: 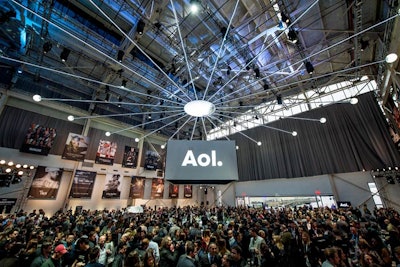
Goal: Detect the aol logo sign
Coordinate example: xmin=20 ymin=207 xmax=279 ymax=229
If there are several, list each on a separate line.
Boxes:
xmin=181 ymin=150 xmax=223 ymax=167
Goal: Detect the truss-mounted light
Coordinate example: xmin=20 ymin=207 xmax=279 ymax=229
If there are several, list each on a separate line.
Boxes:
xmin=190 ymin=0 xmax=201 ymax=13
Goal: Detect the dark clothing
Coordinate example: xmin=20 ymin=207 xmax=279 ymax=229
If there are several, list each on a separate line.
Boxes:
xmin=42 ymin=257 xmax=62 ymax=267
xmin=85 ymin=262 xmax=104 ymax=267
xmin=111 ymin=254 xmax=124 ymax=267
xmin=198 ymin=253 xmax=221 ymax=267
xmin=0 ymin=256 xmax=22 ymax=267
xmin=159 ymin=247 xmax=179 ymax=267
xmin=176 ymin=254 xmax=196 ymax=267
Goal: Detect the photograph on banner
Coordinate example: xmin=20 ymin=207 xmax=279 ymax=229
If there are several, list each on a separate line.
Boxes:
xmin=151 ymin=178 xmax=164 ymax=199
xmin=20 ymin=123 xmax=57 ymax=155
xmin=69 ymin=170 xmax=97 ymax=198
xmin=62 ymin=133 xmax=89 ymax=161
xmin=384 ymin=94 xmax=400 ymax=148
xmin=169 ymin=183 xmax=179 ymax=198
xmin=129 ymin=176 xmax=145 ymax=198
xmin=142 ymin=141 xmax=166 ymax=171
xmin=95 ymin=140 xmax=117 ymax=165
xmin=102 ymin=173 xmax=122 ymax=199
xmin=184 ymin=185 xmax=193 ymax=198
xmin=122 ymin=145 xmax=139 ymax=168
xmin=28 ymin=166 xmax=63 ymax=199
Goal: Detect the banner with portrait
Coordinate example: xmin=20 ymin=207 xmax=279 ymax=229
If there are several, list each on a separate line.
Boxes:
xmin=184 ymin=185 xmax=193 ymax=198
xmin=95 ymin=140 xmax=117 ymax=165
xmin=62 ymin=133 xmax=89 ymax=161
xmin=69 ymin=170 xmax=96 ymax=198
xmin=102 ymin=173 xmax=122 ymax=199
xmin=122 ymin=145 xmax=139 ymax=168
xmin=28 ymin=166 xmax=63 ymax=199
xmin=151 ymin=178 xmax=164 ymax=199
xmin=20 ymin=123 xmax=57 ymax=155
xmin=142 ymin=141 xmax=166 ymax=171
xmin=169 ymin=184 xmax=179 ymax=198
xmin=129 ymin=176 xmax=145 ymax=198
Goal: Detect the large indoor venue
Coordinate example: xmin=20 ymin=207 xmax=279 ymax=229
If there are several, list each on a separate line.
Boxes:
xmin=1 ymin=0 xmax=400 ymax=267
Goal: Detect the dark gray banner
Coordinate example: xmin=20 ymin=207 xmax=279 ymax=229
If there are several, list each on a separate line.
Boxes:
xmin=165 ymin=140 xmax=238 ymax=183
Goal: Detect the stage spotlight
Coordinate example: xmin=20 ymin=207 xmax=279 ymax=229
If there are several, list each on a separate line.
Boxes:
xmin=190 ymin=0 xmax=201 ymax=13
xmin=305 ymin=61 xmax=314 ymax=74
xmin=137 ymin=19 xmax=145 ymax=35
xmin=281 ymin=13 xmax=290 ymax=24
xmin=263 ymin=83 xmax=269 ymax=90
xmin=277 ymin=95 xmax=283 ymax=105
xmin=43 ymin=41 xmax=52 ymax=54
xmin=227 ymin=65 xmax=231 ymax=75
xmin=117 ymin=50 xmax=124 ymax=62
xmin=386 ymin=176 xmax=395 ymax=184
xmin=287 ymin=29 xmax=298 ymax=43
xmin=121 ymin=80 xmax=127 ymax=88
xmin=360 ymin=39 xmax=369 ymax=51
xmin=118 ymin=96 xmax=122 ymax=107
xmin=254 ymin=68 xmax=260 ymax=78
xmin=60 ymin=48 xmax=71 ymax=62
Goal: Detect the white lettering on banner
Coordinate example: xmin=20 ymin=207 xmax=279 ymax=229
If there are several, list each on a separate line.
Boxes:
xmin=181 ymin=150 xmax=223 ymax=167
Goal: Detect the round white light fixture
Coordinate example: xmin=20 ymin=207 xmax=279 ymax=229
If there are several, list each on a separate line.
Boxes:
xmin=33 ymin=94 xmax=42 ymax=102
xmin=23 ymin=164 xmax=28 ymax=168
xmin=18 ymin=171 xmax=24 ymax=176
xmin=105 ymin=131 xmax=111 ymax=137
xmin=15 ymin=164 xmax=21 ymax=168
xmin=236 ymin=145 xmax=239 ymax=150
xmin=161 ymin=144 xmax=165 ymax=149
xmin=135 ymin=138 xmax=140 ymax=142
xmin=6 ymin=168 xmax=12 ymax=173
xmin=350 ymin=98 xmax=359 ymax=105
xmin=320 ymin=117 xmax=327 ymax=124
xmin=257 ymin=141 xmax=262 ymax=146
xmin=67 ymin=115 xmax=75 ymax=121
xmin=184 ymin=100 xmax=216 ymax=117
xmin=29 ymin=165 xmax=35 ymax=169
xmin=385 ymin=53 xmax=398 ymax=64
xmin=292 ymin=131 xmax=298 ymax=136
xmin=0 ymin=160 xmax=5 ymax=165
xmin=8 ymin=161 xmax=14 ymax=166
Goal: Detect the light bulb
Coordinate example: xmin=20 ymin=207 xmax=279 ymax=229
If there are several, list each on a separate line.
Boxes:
xmin=67 ymin=115 xmax=75 ymax=121
xmin=135 ymin=138 xmax=140 ymax=142
xmin=320 ymin=117 xmax=327 ymax=124
xmin=105 ymin=131 xmax=111 ymax=137
xmin=33 ymin=95 xmax=42 ymax=102
xmin=292 ymin=131 xmax=298 ymax=136
xmin=257 ymin=141 xmax=262 ymax=146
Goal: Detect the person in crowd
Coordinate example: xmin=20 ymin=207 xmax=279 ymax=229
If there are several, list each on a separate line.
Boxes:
xmin=158 ymin=236 xmax=179 ymax=267
xmin=42 ymin=244 xmax=68 ymax=267
xmin=321 ymin=247 xmax=341 ymax=267
xmin=229 ymin=245 xmax=246 ymax=267
xmin=142 ymin=248 xmax=156 ymax=267
xmin=111 ymin=243 xmax=127 ymax=267
xmin=30 ymin=241 xmax=52 ymax=267
xmin=84 ymin=247 xmax=104 ymax=267
xmin=198 ymin=242 xmax=221 ymax=267
xmin=177 ymin=241 xmax=197 ymax=267
xmin=0 ymin=241 xmax=24 ymax=267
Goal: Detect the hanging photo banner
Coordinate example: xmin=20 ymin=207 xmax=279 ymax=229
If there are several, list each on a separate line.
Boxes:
xmin=169 ymin=184 xmax=179 ymax=198
xmin=165 ymin=140 xmax=238 ymax=184
xmin=69 ymin=170 xmax=97 ymax=198
xmin=102 ymin=173 xmax=122 ymax=199
xmin=62 ymin=133 xmax=89 ymax=161
xmin=142 ymin=142 xmax=165 ymax=171
xmin=151 ymin=178 xmax=164 ymax=199
xmin=122 ymin=145 xmax=139 ymax=168
xmin=28 ymin=166 xmax=63 ymax=199
xmin=129 ymin=176 xmax=146 ymax=198
xmin=95 ymin=140 xmax=117 ymax=165
xmin=184 ymin=185 xmax=193 ymax=198
xmin=20 ymin=123 xmax=57 ymax=155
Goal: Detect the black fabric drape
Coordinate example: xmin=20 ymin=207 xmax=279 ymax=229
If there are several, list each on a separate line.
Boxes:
xmin=229 ymin=92 xmax=400 ymax=181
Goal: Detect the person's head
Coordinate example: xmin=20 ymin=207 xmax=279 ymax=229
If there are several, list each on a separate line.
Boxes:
xmin=98 ymin=235 xmax=106 ymax=246
xmin=394 ymin=246 xmax=400 ymax=261
xmin=88 ymin=231 xmax=97 ymax=242
xmin=124 ymin=250 xmax=141 ymax=267
xmin=66 ymin=234 xmax=75 ymax=244
xmin=88 ymin=247 xmax=100 ymax=262
xmin=53 ymin=244 xmax=68 ymax=260
xmin=227 ymin=230 xmax=234 ymax=239
xmin=41 ymin=241 xmax=53 ymax=255
xmin=221 ymin=254 xmax=232 ymax=267
xmin=185 ymin=241 xmax=195 ymax=257
xmin=249 ymin=228 xmax=258 ymax=238
xmin=141 ymin=238 xmax=149 ymax=250
xmin=161 ymin=235 xmax=172 ymax=248
xmin=207 ymin=242 xmax=218 ymax=256
xmin=70 ymin=136 xmax=80 ymax=148
xmin=45 ymin=167 xmax=60 ymax=180
xmin=230 ymin=245 xmax=242 ymax=261
xmin=324 ymin=247 xmax=340 ymax=266
xmin=301 ymin=231 xmax=311 ymax=244
xmin=143 ymin=249 xmax=155 ymax=267
xmin=117 ymin=243 xmax=127 ymax=255
xmin=77 ymin=237 xmax=90 ymax=251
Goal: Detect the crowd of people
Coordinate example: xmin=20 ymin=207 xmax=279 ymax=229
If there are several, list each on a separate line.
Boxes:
xmin=0 ymin=203 xmax=400 ymax=267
